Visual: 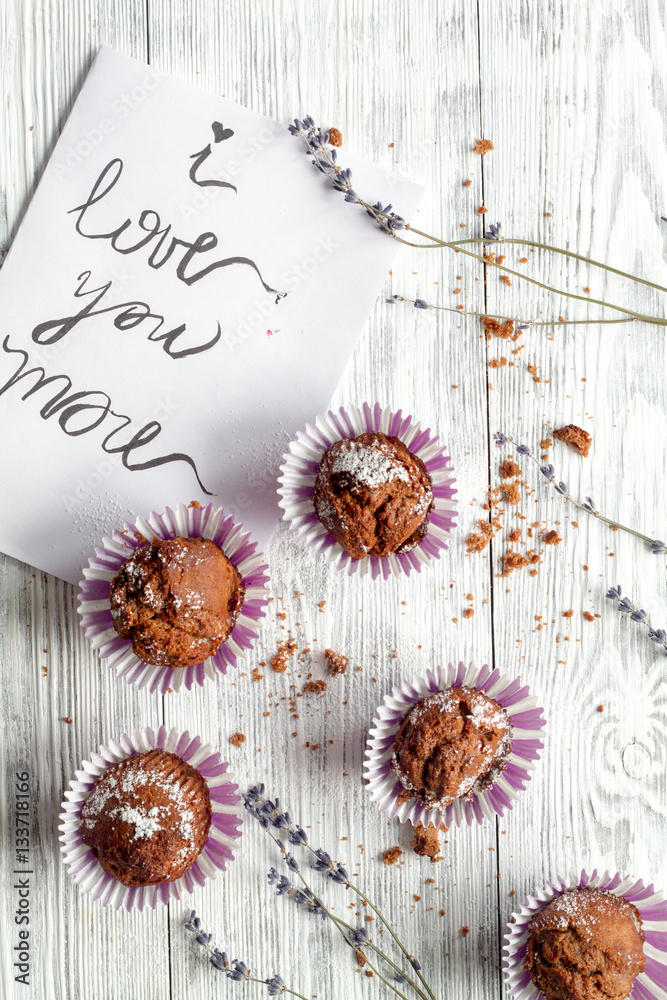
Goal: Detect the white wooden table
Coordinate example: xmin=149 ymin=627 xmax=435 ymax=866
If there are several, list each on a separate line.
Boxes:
xmin=2 ymin=2 xmax=667 ymax=998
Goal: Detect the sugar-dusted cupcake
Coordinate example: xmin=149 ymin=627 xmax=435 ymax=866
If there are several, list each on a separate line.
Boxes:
xmin=278 ymin=403 xmax=457 ymax=579
xmin=365 ymin=662 xmax=545 ymax=827
xmin=524 ymin=887 xmax=644 ymax=1000
xmin=81 ymin=748 xmax=211 ymax=887
xmin=504 ymin=870 xmax=667 ymax=1000
xmin=59 ymin=726 xmax=242 ymax=910
xmin=109 ymin=536 xmax=244 ymax=669
xmin=78 ymin=503 xmax=270 ymax=694
xmin=391 ymin=685 xmax=512 ymax=811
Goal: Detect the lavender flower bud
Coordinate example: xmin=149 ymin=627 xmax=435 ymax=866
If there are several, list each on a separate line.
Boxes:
xmin=349 ymin=927 xmax=369 ymax=947
xmin=285 ymin=853 xmax=300 ymax=873
xmin=288 ymin=826 xmax=308 ymax=846
xmin=411 ymin=958 xmax=422 ymax=971
xmin=650 ymin=539 xmax=667 ymax=554
xmin=210 ymin=950 xmax=229 ymax=972
xmin=414 ymin=299 xmax=429 ymax=309
xmin=329 ymin=863 xmax=349 ymax=884
xmin=648 ymin=628 xmax=667 ymax=643
xmin=266 ymin=975 xmax=286 ymax=996
xmin=540 ymin=464 xmax=555 ymax=480
xmin=516 ymin=443 xmax=531 ymax=455
xmin=394 ymin=973 xmax=406 ymax=983
xmin=606 ymin=586 xmax=622 ymax=601
xmin=311 ymin=849 xmax=332 ymax=871
xmin=618 ymin=597 xmax=634 ymax=614
xmin=228 ymin=960 xmax=249 ymax=981
xmin=630 ymin=609 xmax=647 ymax=622
xmin=495 ymin=432 xmax=508 ymax=447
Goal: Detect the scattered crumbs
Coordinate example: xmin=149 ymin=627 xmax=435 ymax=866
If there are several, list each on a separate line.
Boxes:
xmin=500 ymin=461 xmax=520 ymax=480
xmin=500 ymin=275 xmax=512 ymax=286
xmin=597 ymin=705 xmax=604 ymax=712
xmin=318 ymin=600 xmax=326 ymax=612
xmin=544 ymin=212 xmax=552 ymax=217
xmin=501 ymin=482 xmax=521 ymax=505
xmin=527 ymin=363 xmax=542 ymax=383
xmin=519 ymin=256 xmax=528 ymax=263
xmin=508 ymin=528 xmax=521 ymax=542
xmin=489 ymin=356 xmax=508 ymax=369
xmin=270 ymin=636 xmax=299 ymax=673
xmin=563 ymin=610 xmax=574 ymax=618
xmin=482 ymin=316 xmax=519 ymax=341
xmin=464 ymin=179 xmax=472 ymax=188
xmin=440 ymin=909 xmax=445 ymax=917
xmin=553 ymin=424 xmax=591 ymax=457
xmin=474 ymin=139 xmax=494 ymax=154
xmin=356 ymin=949 xmax=366 ymax=968
xmin=583 ymin=611 xmax=595 ymax=622
xmin=42 ymin=666 xmax=48 ymax=676
xmin=230 ymin=733 xmax=246 ymax=747
xmin=412 ymin=822 xmax=442 ymax=861
xmin=324 ymin=648 xmax=348 ymax=676
xmin=584 ymin=286 xmax=591 ymax=294
xmin=62 ymin=717 xmax=73 ymax=724
xmin=501 ymin=548 xmax=540 ymax=577
xmin=477 ymin=205 xmax=488 ymax=215
xmin=383 ymin=846 xmax=402 ymax=866
xmin=251 ymin=667 xmax=264 ymax=682
xmin=543 ymin=530 xmax=561 ymax=545
xmin=461 ymin=926 xmax=470 ymax=938
xmin=304 ymin=679 xmax=328 ymax=695
xmin=583 ymin=564 xmax=589 ymax=571
xmin=328 ymin=127 xmax=343 ymax=147
xmin=463 ymin=607 xmax=474 ymax=619
xmin=413 ymin=894 xmax=422 ymax=902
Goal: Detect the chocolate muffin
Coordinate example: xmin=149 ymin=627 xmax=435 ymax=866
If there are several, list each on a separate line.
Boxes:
xmin=525 ymin=888 xmax=645 ymax=1000
xmin=109 ymin=536 xmax=244 ymax=668
xmin=313 ymin=432 xmax=433 ymax=560
xmin=391 ymin=686 xmax=512 ymax=809
xmin=81 ymin=749 xmax=211 ymax=887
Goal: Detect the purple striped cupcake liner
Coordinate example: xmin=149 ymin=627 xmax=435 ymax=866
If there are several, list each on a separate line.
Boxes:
xmin=503 ymin=869 xmax=667 ymax=1000
xmin=58 ymin=725 xmax=242 ymax=911
xmin=77 ymin=502 xmax=270 ymax=694
xmin=364 ymin=661 xmax=546 ymax=828
xmin=277 ymin=402 xmax=457 ymax=579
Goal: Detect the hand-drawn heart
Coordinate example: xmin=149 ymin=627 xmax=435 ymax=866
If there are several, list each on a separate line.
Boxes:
xmin=212 ymin=121 xmax=234 ymax=143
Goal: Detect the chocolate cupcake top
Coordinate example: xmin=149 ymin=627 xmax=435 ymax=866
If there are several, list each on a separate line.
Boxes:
xmin=81 ymin=749 xmax=211 ymax=887
xmin=313 ymin=432 xmax=433 ymax=560
xmin=391 ymin=686 xmax=512 ymax=809
xmin=109 ymin=536 xmax=245 ymax=668
xmin=525 ymin=887 xmax=646 ymax=1000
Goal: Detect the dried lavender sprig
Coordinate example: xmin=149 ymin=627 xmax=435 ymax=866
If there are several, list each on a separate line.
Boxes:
xmin=289 ymin=118 xmax=667 ymax=330
xmin=266 ymin=858 xmax=417 ymax=1000
xmin=498 ymin=434 xmax=665 ymax=554
xmin=606 ymin=585 xmax=667 ymax=652
xmin=387 ymin=293 xmax=635 ymax=330
xmin=185 ymin=911 xmax=309 ymax=999
xmin=244 ymin=786 xmax=435 ymax=1000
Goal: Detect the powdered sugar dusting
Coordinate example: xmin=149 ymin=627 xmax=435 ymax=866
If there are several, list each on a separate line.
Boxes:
xmin=329 ymin=438 xmax=411 ymax=489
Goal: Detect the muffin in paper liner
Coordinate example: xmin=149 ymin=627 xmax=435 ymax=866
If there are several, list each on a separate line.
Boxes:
xmin=277 ymin=402 xmax=457 ymax=579
xmin=77 ymin=502 xmax=270 ymax=694
xmin=58 ymin=725 xmax=242 ymax=911
xmin=364 ymin=661 xmax=545 ymax=828
xmin=502 ymin=869 xmax=667 ymax=1000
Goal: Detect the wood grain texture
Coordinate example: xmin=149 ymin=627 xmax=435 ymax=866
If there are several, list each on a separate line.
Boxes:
xmin=1 ymin=1 xmax=666 ymax=998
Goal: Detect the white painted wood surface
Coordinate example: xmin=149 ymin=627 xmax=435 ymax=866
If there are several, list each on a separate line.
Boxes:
xmin=2 ymin=1 xmax=667 ymax=998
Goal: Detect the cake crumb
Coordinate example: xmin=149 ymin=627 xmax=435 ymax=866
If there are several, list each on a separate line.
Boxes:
xmin=563 ymin=610 xmax=574 ymax=618
xmin=412 ymin=822 xmax=442 ymax=861
xmin=475 ymin=139 xmax=494 ymax=154
xmin=251 ymin=667 xmax=264 ymax=682
xmin=324 ymin=648 xmax=348 ymax=676
xmin=328 ymin=127 xmax=343 ymax=147
xmin=501 ymin=482 xmax=521 ymax=505
xmin=463 ymin=607 xmax=474 ymax=619
xmin=553 ymin=424 xmax=591 ymax=457
xmin=500 ymin=460 xmax=520 ymax=479
xmin=304 ymin=679 xmax=328 ymax=695
xmin=383 ymin=846 xmax=402 ymax=866
xmin=597 ymin=705 xmax=604 ymax=712
xmin=500 ymin=275 xmax=512 ymax=287
xmin=461 ymin=926 xmax=470 ymax=938
xmin=482 ymin=316 xmax=519 ymax=341
xmin=230 ymin=733 xmax=246 ymax=747
xmin=583 ymin=611 xmax=595 ymax=622
xmin=543 ymin=530 xmax=561 ymax=545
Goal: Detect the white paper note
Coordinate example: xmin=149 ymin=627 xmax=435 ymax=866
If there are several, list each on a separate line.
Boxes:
xmin=0 ymin=47 xmax=423 ymax=583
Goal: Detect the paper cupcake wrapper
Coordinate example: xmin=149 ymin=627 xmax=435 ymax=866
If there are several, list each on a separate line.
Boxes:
xmin=364 ymin=661 xmax=546 ymax=827
xmin=277 ymin=402 xmax=457 ymax=579
xmin=59 ymin=725 xmax=242 ymax=911
xmin=77 ymin=502 xmax=270 ymax=694
xmin=503 ymin=869 xmax=667 ymax=1000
